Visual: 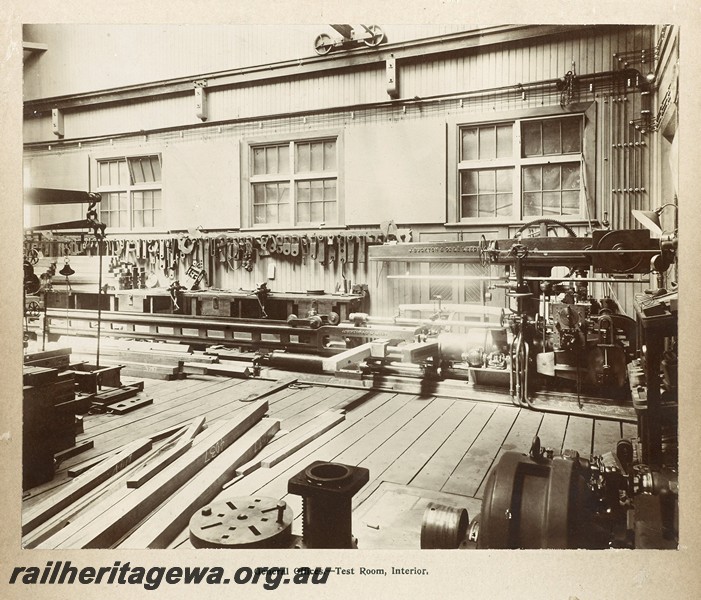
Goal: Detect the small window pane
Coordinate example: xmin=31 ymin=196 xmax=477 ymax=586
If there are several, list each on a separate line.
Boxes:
xmin=279 ymin=183 xmax=289 ymax=204
xmin=461 ymin=128 xmax=478 ymax=161
xmin=542 ymin=120 xmax=561 ymax=155
xmin=562 ymin=118 xmax=582 ymax=153
xmin=324 ymin=201 xmax=337 ymax=224
xmin=151 ymin=156 xmax=162 ymax=182
xmin=109 ymin=161 xmax=119 ymax=186
xmin=479 ymin=127 xmax=496 ymax=160
xmin=543 ymin=165 xmax=560 ymax=190
xmin=324 ymin=179 xmax=336 ymax=200
xmin=253 ymin=184 xmax=265 ymax=205
xmin=523 ymin=192 xmax=541 ymax=216
xmin=496 ymin=169 xmax=513 ymax=192
xmin=478 ymin=170 xmax=495 ymax=193
xmin=461 ymin=196 xmax=478 ymax=218
xmin=297 ymin=181 xmax=310 ymax=203
xmin=310 ymin=180 xmax=323 ymax=202
xmin=133 ymin=192 xmax=143 ymax=210
xmin=562 ymin=164 xmax=581 ymax=189
xmin=522 ymin=121 xmax=542 ymax=157
xmin=310 ymin=142 xmax=323 ymax=172
xmin=278 ymin=145 xmax=289 ymax=175
xmin=496 ymin=125 xmax=513 ymax=158
xmin=496 ymin=194 xmax=513 ymax=216
xmin=522 ymin=166 xmax=542 ymax=191
xmin=562 ymin=191 xmax=580 ymax=213
xmin=266 ymin=204 xmax=278 ymax=223
xmin=254 ymin=205 xmax=265 ymax=224
xmin=296 ymin=143 xmax=310 ymax=172
xmin=132 ymin=159 xmax=146 ymax=184
xmin=311 ymin=202 xmax=323 ymax=222
xmin=542 ymin=192 xmax=560 ymax=215
xmin=152 ymin=190 xmax=161 ymax=209
xmin=99 ymin=162 xmax=110 ymax=187
xmin=323 ymin=141 xmax=336 ymax=170
xmin=479 ymin=194 xmax=495 ymax=217
xmin=461 ymin=171 xmax=478 ymax=194
xmin=265 ymin=147 xmax=278 ymax=174
xmin=298 ymin=202 xmax=310 ymax=223
xmin=253 ymin=148 xmax=266 ymax=175
xmin=265 ymin=183 xmax=278 ymax=203
xmin=119 ymin=160 xmax=128 ymax=185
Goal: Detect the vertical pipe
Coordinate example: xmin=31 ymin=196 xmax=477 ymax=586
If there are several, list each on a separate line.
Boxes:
xmin=96 ymin=239 xmax=103 ymax=369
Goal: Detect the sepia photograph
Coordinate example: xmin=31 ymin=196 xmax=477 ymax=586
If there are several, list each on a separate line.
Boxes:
xmin=2 ymin=7 xmax=699 ymax=599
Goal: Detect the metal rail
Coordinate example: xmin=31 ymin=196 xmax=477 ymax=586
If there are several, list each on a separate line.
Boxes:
xmin=41 ymin=308 xmax=420 ymax=354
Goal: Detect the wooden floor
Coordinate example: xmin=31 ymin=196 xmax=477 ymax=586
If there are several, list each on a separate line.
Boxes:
xmin=23 ymin=373 xmax=636 ymax=549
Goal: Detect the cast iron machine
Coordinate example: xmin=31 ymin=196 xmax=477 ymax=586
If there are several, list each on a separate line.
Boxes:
xmin=369 ymin=220 xmax=675 ymax=406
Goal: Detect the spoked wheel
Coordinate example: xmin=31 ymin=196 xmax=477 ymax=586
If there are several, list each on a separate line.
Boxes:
xmin=362 ymin=25 xmax=386 ymax=47
xmin=314 ymin=33 xmax=334 ymax=55
xmin=513 ymin=218 xmax=577 ymax=239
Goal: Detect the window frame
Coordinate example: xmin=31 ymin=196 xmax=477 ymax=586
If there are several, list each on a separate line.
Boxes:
xmin=447 ymin=103 xmax=596 ymax=226
xmin=90 ymin=150 xmax=164 ymax=234
xmin=241 ymin=130 xmax=344 ymax=230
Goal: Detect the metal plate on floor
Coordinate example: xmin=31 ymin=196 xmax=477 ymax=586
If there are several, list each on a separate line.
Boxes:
xmin=189 ymin=497 xmax=293 ymax=549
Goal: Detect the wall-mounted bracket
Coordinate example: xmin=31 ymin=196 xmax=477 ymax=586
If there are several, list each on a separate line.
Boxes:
xmin=194 ymin=80 xmax=208 ymax=122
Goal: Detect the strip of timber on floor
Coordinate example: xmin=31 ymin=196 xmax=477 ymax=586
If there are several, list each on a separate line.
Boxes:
xmin=21 ymin=372 xmax=635 ymax=549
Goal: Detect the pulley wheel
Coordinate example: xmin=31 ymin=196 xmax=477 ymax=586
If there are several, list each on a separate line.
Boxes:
xmin=189 ymin=497 xmax=293 ymax=549
xmin=420 ymin=502 xmax=469 ymax=549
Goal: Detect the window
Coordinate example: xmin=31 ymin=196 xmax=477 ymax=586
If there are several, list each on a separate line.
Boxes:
xmin=96 ymin=155 xmax=162 ymax=230
xmin=457 ymin=116 xmax=583 ymax=221
xmin=249 ymin=138 xmax=338 ymax=227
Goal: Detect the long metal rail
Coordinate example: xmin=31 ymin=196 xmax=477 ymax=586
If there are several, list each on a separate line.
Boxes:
xmin=40 ymin=308 xmax=420 ymax=354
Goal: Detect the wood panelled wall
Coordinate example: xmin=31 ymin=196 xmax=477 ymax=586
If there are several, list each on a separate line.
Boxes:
xmin=24 ymin=25 xmax=675 ymax=319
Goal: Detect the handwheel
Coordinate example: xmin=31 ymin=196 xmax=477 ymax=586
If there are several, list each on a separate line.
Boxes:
xmin=513 ymin=218 xmax=577 ymax=239
xmin=362 ymin=25 xmax=385 ymax=47
xmin=327 ymin=311 xmax=340 ymax=325
xmin=25 ymin=248 xmax=39 ymax=265
xmin=478 ymin=234 xmax=488 ymax=267
xmin=314 ymin=33 xmax=334 ymax=55
xmin=25 ymin=301 xmax=41 ymax=318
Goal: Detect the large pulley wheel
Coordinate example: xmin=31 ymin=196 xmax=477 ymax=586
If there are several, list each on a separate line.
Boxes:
xmin=594 ymin=230 xmax=647 ymax=273
xmin=420 ymin=502 xmax=469 ymax=549
xmin=189 ymin=497 xmax=293 ymax=549
xmin=513 ymin=218 xmax=578 ymax=239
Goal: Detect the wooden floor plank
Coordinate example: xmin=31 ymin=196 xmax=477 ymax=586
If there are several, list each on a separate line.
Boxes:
xmin=410 ymin=402 xmax=494 ymax=491
xmin=535 ymin=411 xmax=570 ymax=453
xmin=270 ymin=384 xmax=343 ymax=420
xmin=562 ymin=415 xmax=594 ymax=457
xmin=279 ymin=388 xmax=358 ymax=432
xmin=592 ymin=419 xmax=624 ymax=455
xmin=369 ymin=400 xmax=477 ymax=490
xmin=351 ymin=397 xmax=456 ymax=508
xmin=333 ymin=396 xmax=429 ymax=466
xmin=441 ymin=404 xmax=519 ymax=498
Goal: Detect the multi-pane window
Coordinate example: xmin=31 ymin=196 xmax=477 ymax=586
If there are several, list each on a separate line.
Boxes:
xmin=97 ymin=155 xmax=162 ymax=230
xmin=250 ymin=139 xmax=338 ymax=226
xmin=458 ymin=116 xmax=583 ymax=220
